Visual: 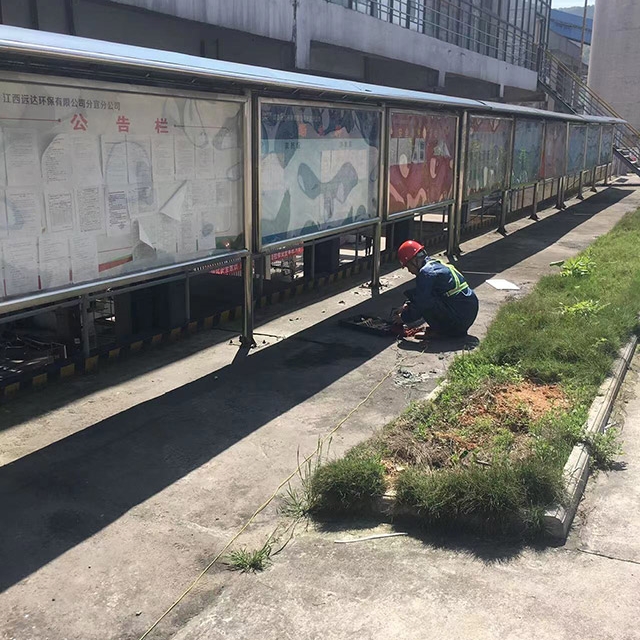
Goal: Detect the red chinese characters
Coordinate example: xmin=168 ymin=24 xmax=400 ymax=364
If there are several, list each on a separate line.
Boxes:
xmin=155 ymin=118 xmax=169 ymax=134
xmin=116 ymin=115 xmax=131 ymax=133
xmin=71 ymin=113 xmax=88 ymax=131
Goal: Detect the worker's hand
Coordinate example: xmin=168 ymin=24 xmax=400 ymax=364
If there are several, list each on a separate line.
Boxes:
xmin=392 ymin=303 xmax=409 ymax=324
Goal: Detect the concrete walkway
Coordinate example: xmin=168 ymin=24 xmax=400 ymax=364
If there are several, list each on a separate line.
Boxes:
xmin=174 ymin=352 xmax=640 ymax=640
xmin=1 ymin=183 xmax=639 ymax=640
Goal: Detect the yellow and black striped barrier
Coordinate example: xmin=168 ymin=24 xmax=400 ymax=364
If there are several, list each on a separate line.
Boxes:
xmin=0 ymin=252 xmax=405 ymax=401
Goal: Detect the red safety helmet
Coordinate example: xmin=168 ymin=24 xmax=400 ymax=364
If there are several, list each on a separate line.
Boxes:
xmin=398 ymin=240 xmax=425 ymax=267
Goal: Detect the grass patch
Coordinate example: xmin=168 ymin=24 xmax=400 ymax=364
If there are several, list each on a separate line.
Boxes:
xmin=308 ymin=207 xmax=640 ymax=535
xmin=395 ymin=458 xmax=564 ymax=533
xmin=308 ymin=452 xmax=386 ymax=514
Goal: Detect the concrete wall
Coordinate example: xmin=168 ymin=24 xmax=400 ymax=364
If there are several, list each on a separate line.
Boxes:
xmin=0 ymin=0 xmax=539 ymax=96
xmin=108 ymin=0 xmax=294 ymax=43
xmin=589 ymin=0 xmax=640 ymax=130
xmin=0 ymin=0 xmax=295 ymax=69
xmin=298 ymin=1 xmax=538 ymax=92
xmin=109 ymin=0 xmax=538 ymax=93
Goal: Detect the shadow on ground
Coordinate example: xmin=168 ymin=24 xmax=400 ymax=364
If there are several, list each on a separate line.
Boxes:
xmin=313 ymin=515 xmax=560 ymax=564
xmin=0 ymin=186 xmax=631 ymax=591
xmin=455 ymin=187 xmax=632 ymax=290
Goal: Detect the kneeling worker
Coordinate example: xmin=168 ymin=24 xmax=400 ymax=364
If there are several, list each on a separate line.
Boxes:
xmin=394 ymin=240 xmax=479 ymax=337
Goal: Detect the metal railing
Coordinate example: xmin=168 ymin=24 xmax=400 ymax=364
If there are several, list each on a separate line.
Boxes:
xmin=539 ymin=49 xmax=640 ymax=166
xmin=329 ymin=0 xmax=550 ymax=72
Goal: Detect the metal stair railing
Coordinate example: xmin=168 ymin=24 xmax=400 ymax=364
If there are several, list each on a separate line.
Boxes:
xmin=539 ymin=49 xmax=640 ymax=170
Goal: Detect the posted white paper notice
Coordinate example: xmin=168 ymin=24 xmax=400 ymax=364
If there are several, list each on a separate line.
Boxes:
xmin=72 ymin=135 xmax=102 ymax=184
xmin=195 ymin=140 xmax=214 ymax=179
xmin=42 ymin=135 xmax=72 ymax=184
xmin=151 ymin=135 xmax=175 ymax=181
xmin=106 ymin=188 xmax=131 ymax=237
xmin=39 ymin=235 xmax=71 ymax=289
xmin=3 ymin=237 xmax=38 ymax=296
xmin=6 ymin=189 xmax=44 ymax=236
xmin=179 ymin=209 xmax=197 ymax=254
xmin=137 ymin=213 xmax=178 ymax=254
xmin=127 ymin=135 xmax=152 ymax=185
xmin=75 ymin=186 xmax=104 ymax=233
xmin=159 ymin=182 xmax=186 ymax=221
xmin=198 ymin=209 xmax=217 ymax=251
xmin=45 ymin=189 xmax=74 ymax=233
xmin=5 ymin=129 xmax=41 ymax=186
xmin=174 ymin=133 xmax=195 ymax=180
xmin=102 ymin=136 xmax=128 ymax=185
xmin=70 ymin=235 xmax=99 ymax=283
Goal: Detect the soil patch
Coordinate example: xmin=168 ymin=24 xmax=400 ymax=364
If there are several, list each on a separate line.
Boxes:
xmin=378 ymin=381 xmax=569 ymax=477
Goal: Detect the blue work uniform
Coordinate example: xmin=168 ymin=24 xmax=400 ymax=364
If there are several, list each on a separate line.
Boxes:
xmin=401 ymin=258 xmax=479 ymax=336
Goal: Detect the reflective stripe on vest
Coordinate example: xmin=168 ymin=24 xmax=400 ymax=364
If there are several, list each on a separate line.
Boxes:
xmin=427 ymin=259 xmax=469 ymax=297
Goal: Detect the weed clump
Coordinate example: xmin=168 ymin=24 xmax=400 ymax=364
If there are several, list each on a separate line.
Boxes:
xmin=583 ymin=427 xmax=623 ymax=471
xmin=226 ymin=541 xmax=273 ymax=573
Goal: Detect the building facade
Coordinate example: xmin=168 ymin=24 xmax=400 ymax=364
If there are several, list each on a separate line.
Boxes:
xmin=589 ymin=0 xmax=640 ymax=131
xmin=0 ymin=0 xmax=550 ymax=101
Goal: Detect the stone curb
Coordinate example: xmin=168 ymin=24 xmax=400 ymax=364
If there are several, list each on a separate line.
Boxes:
xmin=544 ymin=335 xmax=638 ymax=540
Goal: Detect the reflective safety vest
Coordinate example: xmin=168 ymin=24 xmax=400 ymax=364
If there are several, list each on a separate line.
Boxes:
xmin=427 ymin=258 xmax=470 ymax=298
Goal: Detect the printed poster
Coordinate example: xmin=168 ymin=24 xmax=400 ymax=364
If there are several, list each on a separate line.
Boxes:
xmin=260 ymin=103 xmax=380 ymax=246
xmin=543 ymin=121 xmax=568 ymax=179
xmin=465 ymin=117 xmax=512 ymax=198
xmin=511 ymin=119 xmax=543 ymax=187
xmin=388 ymin=111 xmax=456 ymax=215
xmin=567 ymin=125 xmax=587 ymax=174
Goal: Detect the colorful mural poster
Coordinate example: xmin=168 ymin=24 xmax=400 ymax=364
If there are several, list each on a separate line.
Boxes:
xmin=586 ymin=125 xmax=601 ymax=169
xmin=511 ymin=119 xmax=543 ymax=187
xmin=599 ymin=125 xmax=614 ymax=165
xmin=259 ymin=103 xmax=380 ymax=246
xmin=0 ymin=75 xmax=245 ymax=302
xmin=388 ymin=111 xmax=456 ymax=215
xmin=567 ymin=124 xmax=587 ymax=174
xmin=465 ymin=117 xmax=512 ymax=198
xmin=543 ymin=121 xmax=568 ymax=179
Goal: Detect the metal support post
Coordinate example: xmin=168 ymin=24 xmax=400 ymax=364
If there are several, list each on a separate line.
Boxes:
xmin=256 ymin=255 xmax=265 ymax=297
xmin=371 ymin=221 xmax=382 ymax=289
xmin=501 ymin=116 xmax=516 ymax=235
xmin=310 ymin=244 xmax=316 ymax=279
xmin=371 ymin=106 xmax=387 ymax=289
xmin=604 ymin=163 xmax=610 ymax=185
xmin=446 ymin=202 xmax=456 ymax=256
xmin=498 ymin=189 xmax=508 ymax=235
xmin=241 ymin=254 xmax=255 ymax=348
xmin=241 ymin=90 xmax=255 ymax=349
xmin=530 ymin=181 xmax=539 ymax=220
xmin=591 ymin=167 xmax=597 ymax=192
xmin=556 ymin=177 xmax=565 ymax=210
xmin=80 ymin=295 xmax=90 ymax=358
xmin=453 ymin=112 xmax=469 ymax=257
xmin=577 ymin=170 xmax=584 ymax=200
xmin=264 ymin=253 xmax=272 ymax=280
